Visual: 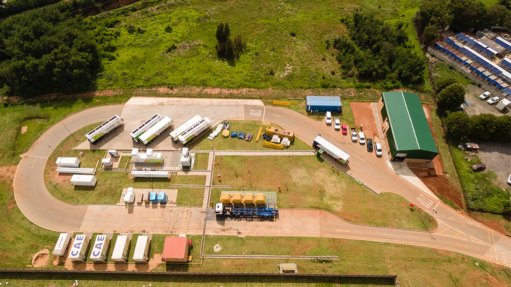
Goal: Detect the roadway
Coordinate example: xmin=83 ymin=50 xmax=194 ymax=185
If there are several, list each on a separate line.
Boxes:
xmin=12 ymin=98 xmax=511 ymax=268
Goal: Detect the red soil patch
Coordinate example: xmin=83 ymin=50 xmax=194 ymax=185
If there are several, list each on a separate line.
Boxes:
xmin=413 ymin=173 xmax=466 ymax=210
xmin=0 ymin=165 xmax=16 ymax=180
xmin=350 ymin=102 xmax=379 ymax=138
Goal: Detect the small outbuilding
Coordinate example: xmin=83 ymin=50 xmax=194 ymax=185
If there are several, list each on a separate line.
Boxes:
xmin=306 ymin=96 xmax=342 ymax=113
xmin=381 ymin=91 xmax=438 ymax=161
xmin=161 ymin=236 xmax=189 ymax=263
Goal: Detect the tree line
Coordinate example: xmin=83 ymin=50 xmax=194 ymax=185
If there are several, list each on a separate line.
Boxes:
xmin=331 ymin=13 xmax=425 ymax=88
xmin=0 ymin=6 xmax=117 ymax=97
xmin=417 ymin=0 xmax=511 ymax=46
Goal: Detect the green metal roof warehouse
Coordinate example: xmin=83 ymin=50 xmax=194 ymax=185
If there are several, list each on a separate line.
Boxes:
xmin=381 ymin=91 xmax=438 ymax=160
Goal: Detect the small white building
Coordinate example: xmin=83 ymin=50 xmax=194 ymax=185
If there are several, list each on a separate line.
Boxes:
xmin=89 ymin=234 xmax=110 ymax=262
xmin=68 ymin=234 xmax=90 ymax=262
xmin=70 ymin=175 xmax=97 ymax=187
xmin=124 ymin=187 xmax=135 ymax=204
xmin=56 ymin=157 xmax=80 ymax=168
xmin=111 ymin=234 xmax=131 ymax=262
xmin=132 ymin=234 xmax=151 ymax=263
xmin=52 ymin=233 xmax=71 ymax=257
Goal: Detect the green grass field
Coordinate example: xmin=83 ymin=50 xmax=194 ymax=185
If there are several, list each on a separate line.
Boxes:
xmin=212 ymin=156 xmax=436 ymax=231
xmin=94 ymin=0 xmax=423 ymax=91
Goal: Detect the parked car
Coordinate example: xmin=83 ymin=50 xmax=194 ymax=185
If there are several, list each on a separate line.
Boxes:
xmin=350 ymin=128 xmax=358 ymax=142
xmin=471 ymin=163 xmax=486 ymax=172
xmin=358 ymin=132 xmax=366 ymax=145
xmin=334 ymin=118 xmax=341 ymax=130
xmin=375 ymin=142 xmax=383 ymax=157
xmin=341 ymin=124 xmax=348 ymax=135
xmin=325 ymin=111 xmax=332 ymax=125
xmin=479 ymin=91 xmax=491 ymax=100
xmin=507 ymin=174 xmax=511 ymax=186
xmin=487 ymin=96 xmax=500 ymax=105
xmin=366 ymin=138 xmax=373 ymax=152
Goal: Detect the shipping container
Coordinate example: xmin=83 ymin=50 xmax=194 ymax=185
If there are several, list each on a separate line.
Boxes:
xmin=130 ymin=170 xmax=169 ymax=178
xmin=111 ymin=234 xmax=131 ymax=262
xmin=89 ymin=234 xmax=110 ymax=262
xmin=52 ymin=233 xmax=71 ymax=257
xmin=132 ymin=235 xmax=151 ymax=263
xmin=57 ymin=167 xmax=95 ymax=175
xmin=130 ymin=114 xmax=162 ymax=142
xmin=68 ymin=234 xmax=90 ymax=262
xmin=70 ymin=175 xmax=97 ymax=187
xmin=85 ymin=115 xmax=123 ymax=144
xmin=56 ymin=157 xmax=80 ymax=168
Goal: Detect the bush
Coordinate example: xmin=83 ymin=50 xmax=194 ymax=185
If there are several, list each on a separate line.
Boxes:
xmin=436 ymin=83 xmax=465 ymax=115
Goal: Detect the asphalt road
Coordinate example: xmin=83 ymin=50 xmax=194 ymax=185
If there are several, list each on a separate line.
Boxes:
xmin=12 ymin=98 xmax=511 ymax=268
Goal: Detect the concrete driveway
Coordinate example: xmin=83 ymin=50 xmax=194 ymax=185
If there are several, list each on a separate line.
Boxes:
xmin=12 ymin=97 xmax=511 ymax=269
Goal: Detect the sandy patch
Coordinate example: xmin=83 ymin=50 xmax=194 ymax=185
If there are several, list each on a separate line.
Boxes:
xmin=32 ymin=249 xmax=50 ymax=267
xmin=20 ymin=126 xmax=28 ymax=134
xmin=0 ymin=165 xmax=16 ymax=180
xmin=350 ymin=102 xmax=379 ymax=138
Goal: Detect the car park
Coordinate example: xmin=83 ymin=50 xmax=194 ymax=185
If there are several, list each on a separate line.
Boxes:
xmin=334 ymin=118 xmax=341 ymax=130
xmin=325 ymin=111 xmax=332 ymax=125
xmin=487 ymin=96 xmax=500 ymax=105
xmin=341 ymin=124 xmax=348 ymax=135
xmin=358 ymin=132 xmax=366 ymax=145
xmin=479 ymin=91 xmax=491 ymax=100
xmin=366 ymin=138 xmax=373 ymax=152
xmin=375 ymin=142 xmax=382 ymax=157
xmin=471 ymin=163 xmax=486 ymax=172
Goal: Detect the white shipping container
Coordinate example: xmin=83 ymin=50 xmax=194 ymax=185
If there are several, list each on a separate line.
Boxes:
xmin=71 ymin=175 xmax=97 ymax=187
xmin=68 ymin=234 xmax=90 ymax=262
xmin=111 ymin=234 xmax=131 ymax=262
xmin=56 ymin=157 xmax=80 ymax=168
xmin=132 ymin=235 xmax=151 ymax=263
xmin=89 ymin=234 xmax=110 ymax=262
xmin=130 ymin=170 xmax=169 ymax=178
xmin=52 ymin=233 xmax=71 ymax=257
xmin=57 ymin=167 xmax=95 ymax=175
xmin=124 ymin=187 xmax=135 ymax=204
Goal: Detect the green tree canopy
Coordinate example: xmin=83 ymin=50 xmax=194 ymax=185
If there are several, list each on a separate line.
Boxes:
xmin=437 ymin=83 xmax=465 ymax=115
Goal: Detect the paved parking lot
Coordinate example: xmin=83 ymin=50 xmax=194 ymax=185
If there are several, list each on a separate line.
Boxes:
xmin=465 ymin=85 xmax=509 ymax=116
xmin=478 ymin=143 xmax=511 ymax=190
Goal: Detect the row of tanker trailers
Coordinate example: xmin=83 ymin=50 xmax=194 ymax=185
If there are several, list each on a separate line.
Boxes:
xmin=215 ymin=192 xmax=279 ymax=220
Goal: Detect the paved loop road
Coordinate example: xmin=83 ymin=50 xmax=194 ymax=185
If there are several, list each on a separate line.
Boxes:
xmin=13 ymin=99 xmax=511 ymax=268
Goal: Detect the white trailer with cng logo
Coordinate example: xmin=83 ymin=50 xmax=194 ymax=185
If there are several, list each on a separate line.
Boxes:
xmin=130 ymin=114 xmax=162 ymax=143
xmin=169 ymin=115 xmax=202 ymax=142
xmin=52 ymin=233 xmax=71 ymax=257
xmin=85 ymin=115 xmax=123 ymax=144
xmin=139 ymin=116 xmax=173 ymax=145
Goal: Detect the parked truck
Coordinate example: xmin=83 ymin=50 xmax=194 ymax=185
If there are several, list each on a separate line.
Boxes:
xmin=215 ymin=202 xmax=279 ymax=220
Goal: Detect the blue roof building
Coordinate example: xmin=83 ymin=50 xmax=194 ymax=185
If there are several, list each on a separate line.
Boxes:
xmin=306 ymin=96 xmax=342 ymax=113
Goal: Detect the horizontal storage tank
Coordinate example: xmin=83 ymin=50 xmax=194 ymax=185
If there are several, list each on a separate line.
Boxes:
xmin=242 ymin=193 xmax=254 ymax=205
xmin=230 ymin=193 xmax=242 ymax=204
xmin=70 ymin=175 xmax=97 ymax=187
xmin=220 ymin=193 xmax=231 ymax=204
xmin=57 ymin=167 xmax=95 ymax=175
xmin=254 ymin=194 xmax=266 ymax=205
xmin=56 ymin=157 xmax=80 ymax=168
xmin=130 ymin=170 xmax=170 ymax=178
xmin=52 ymin=233 xmax=71 ymax=257
xmin=89 ymin=234 xmax=110 ymax=262
xmin=132 ymin=234 xmax=151 ymax=263
xmin=68 ymin=234 xmax=90 ymax=262
xmin=111 ymin=234 xmax=131 ymax=262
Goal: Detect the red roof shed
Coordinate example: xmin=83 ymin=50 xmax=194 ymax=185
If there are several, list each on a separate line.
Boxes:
xmin=161 ymin=237 xmax=189 ymax=262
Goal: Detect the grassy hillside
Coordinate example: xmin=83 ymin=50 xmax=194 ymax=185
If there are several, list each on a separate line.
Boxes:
xmin=94 ymin=0 xmax=422 ymax=90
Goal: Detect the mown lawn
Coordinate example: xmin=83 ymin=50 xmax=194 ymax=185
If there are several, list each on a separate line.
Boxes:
xmin=212 ymin=156 xmax=436 ymax=231
xmin=94 ymin=0 xmax=424 ymax=90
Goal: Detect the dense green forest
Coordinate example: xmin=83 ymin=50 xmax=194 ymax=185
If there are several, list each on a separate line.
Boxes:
xmin=331 ymin=13 xmax=425 ymax=88
xmin=0 ymin=5 xmax=117 ymax=97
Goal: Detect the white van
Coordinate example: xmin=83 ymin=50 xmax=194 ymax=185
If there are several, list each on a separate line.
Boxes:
xmin=325 ymin=111 xmax=332 ymax=125
xmin=124 ymin=187 xmax=135 ymax=204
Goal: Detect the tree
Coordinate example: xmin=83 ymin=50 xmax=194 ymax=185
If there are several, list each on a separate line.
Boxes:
xmin=416 ymin=0 xmax=451 ymax=34
xmin=437 ymin=83 xmax=465 ymax=115
xmin=449 ymin=0 xmax=488 ymax=32
xmin=434 ymin=77 xmax=457 ymax=93
xmin=444 ymin=112 xmax=470 ymax=141
xmin=469 ymin=114 xmax=498 ymax=141
xmin=494 ymin=115 xmax=511 ymax=143
xmin=393 ymin=48 xmax=425 ymax=85
xmin=423 ymin=25 xmax=440 ymax=46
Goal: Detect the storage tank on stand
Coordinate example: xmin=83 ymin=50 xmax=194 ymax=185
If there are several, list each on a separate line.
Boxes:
xmin=254 ymin=194 xmax=266 ymax=205
xmin=242 ymin=193 xmax=254 ymax=205
xmin=220 ymin=193 xmax=231 ymax=204
xmin=230 ymin=193 xmax=242 ymax=204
